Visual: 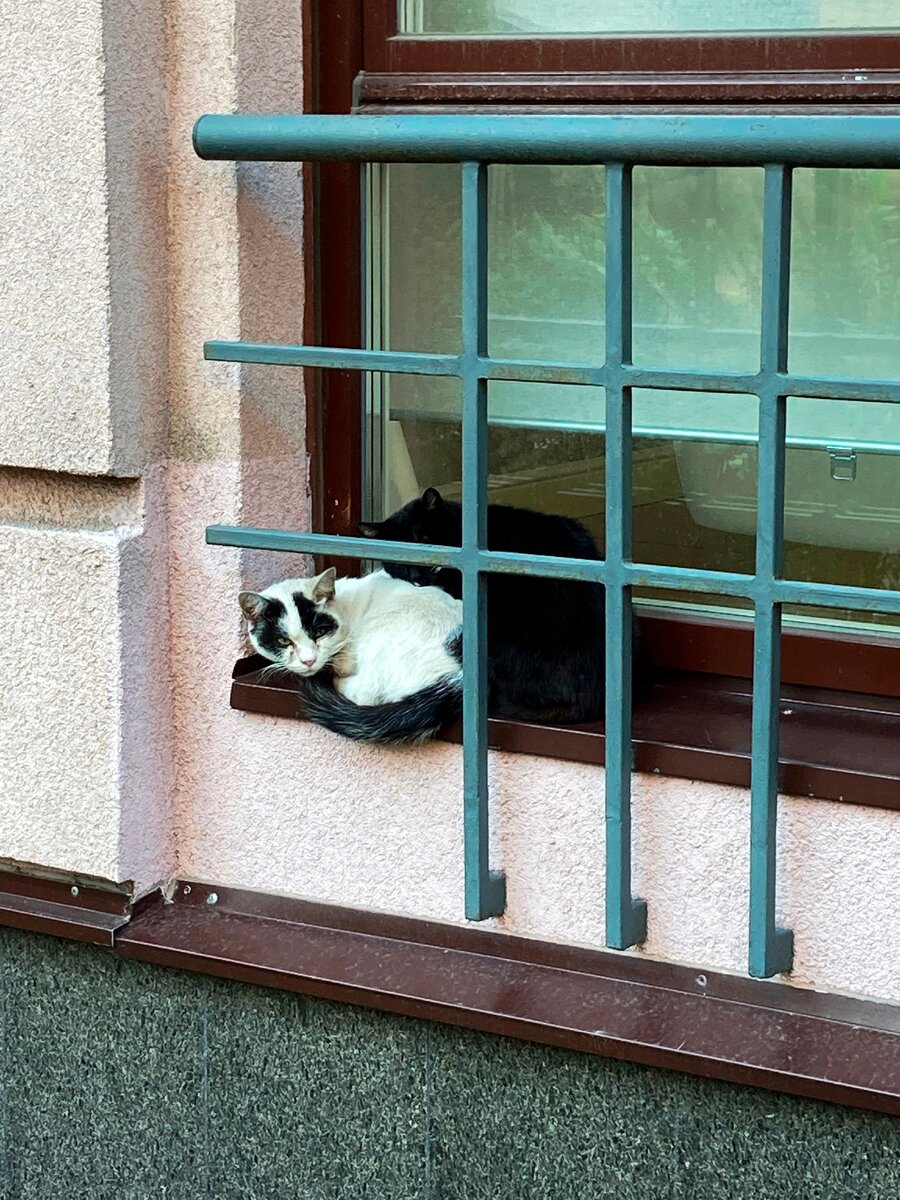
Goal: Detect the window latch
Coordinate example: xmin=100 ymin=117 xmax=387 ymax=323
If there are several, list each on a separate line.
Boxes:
xmin=827 ymin=445 xmax=857 ymax=482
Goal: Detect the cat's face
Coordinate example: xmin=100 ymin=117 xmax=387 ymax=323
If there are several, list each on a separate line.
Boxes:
xmin=239 ymin=568 xmax=343 ymax=677
xmin=358 ymin=488 xmax=462 ymax=596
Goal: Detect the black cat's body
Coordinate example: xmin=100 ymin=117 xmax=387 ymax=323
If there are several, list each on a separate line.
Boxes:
xmin=361 ymin=489 xmax=617 ymax=724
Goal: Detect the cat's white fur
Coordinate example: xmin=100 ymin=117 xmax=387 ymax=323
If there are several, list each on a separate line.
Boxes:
xmin=244 ymin=569 xmax=463 ymax=706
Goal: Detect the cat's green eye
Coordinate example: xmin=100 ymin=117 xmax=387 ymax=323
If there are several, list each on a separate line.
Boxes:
xmin=276 ymin=636 xmax=291 ymax=648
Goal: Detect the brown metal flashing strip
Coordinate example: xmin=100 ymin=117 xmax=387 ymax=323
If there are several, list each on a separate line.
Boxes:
xmin=0 ymin=867 xmax=132 ymax=915
xmin=153 ymin=883 xmax=900 ymax=1034
xmin=229 ymin=656 xmax=900 ymax=810
xmin=0 ymin=891 xmax=129 ymax=947
xmin=116 ymin=883 xmax=900 ymax=1116
xmin=0 ymin=867 xmax=134 ymax=946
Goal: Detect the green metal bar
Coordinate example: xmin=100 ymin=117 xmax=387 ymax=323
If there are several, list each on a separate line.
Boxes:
xmin=196 ymin=112 xmax=900 ymax=970
xmin=194 ymin=113 xmax=900 ymax=168
xmin=630 ymin=368 xmax=900 ymax=405
xmin=206 ymin=526 xmax=900 ymax=617
xmin=749 ymin=165 xmax=795 ymax=979
xmin=770 ymin=581 xmax=900 ymax=613
xmin=480 ymin=358 xmax=608 ymax=386
xmin=460 ymin=161 xmax=505 ymax=921
xmin=203 ymin=340 xmax=900 ymax=405
xmin=206 ymin=525 xmax=464 ymax=568
xmin=775 ymin=374 xmax=900 ymax=404
xmin=205 ymin=341 xmax=462 ymax=376
xmin=476 ymin=550 xmax=606 ymax=583
xmin=604 ymin=163 xmax=647 ymax=951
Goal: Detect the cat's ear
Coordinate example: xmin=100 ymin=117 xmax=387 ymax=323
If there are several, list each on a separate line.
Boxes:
xmin=312 ymin=567 xmax=336 ymax=603
xmin=422 ymin=487 xmax=444 ymax=512
xmin=239 ymin=591 xmax=267 ymax=622
xmin=357 ymin=521 xmax=381 ymax=538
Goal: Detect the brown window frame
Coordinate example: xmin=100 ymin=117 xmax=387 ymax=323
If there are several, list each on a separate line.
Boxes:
xmin=363 ymin=6 xmax=900 ymax=87
xmin=307 ymin=2 xmax=900 ymax=759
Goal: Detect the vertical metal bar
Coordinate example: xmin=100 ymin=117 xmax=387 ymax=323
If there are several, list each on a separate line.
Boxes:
xmin=604 ymin=163 xmax=647 ymax=950
xmin=361 ymin=164 xmax=379 ymax=523
xmin=461 ymin=160 xmax=505 ymax=920
xmin=749 ymin=164 xmax=794 ymax=978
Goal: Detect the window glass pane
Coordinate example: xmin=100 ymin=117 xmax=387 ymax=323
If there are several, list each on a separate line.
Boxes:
xmin=633 ymin=167 xmax=761 ymax=372
xmin=367 ymin=162 xmax=900 ymax=638
xmin=369 ymin=376 xmax=604 ymax=546
xmin=633 ymin=391 xmax=758 ymax=573
xmin=489 ymin=166 xmax=605 ymax=363
xmin=369 ymin=374 xmax=461 ymax=517
xmin=790 ymin=169 xmax=900 ymax=381
xmin=375 ymin=164 xmax=606 ymax=360
xmin=372 ymin=164 xmax=460 ymax=353
xmin=400 ymin=0 xmax=900 ymax=35
xmin=783 ymin=398 xmax=900 ymax=632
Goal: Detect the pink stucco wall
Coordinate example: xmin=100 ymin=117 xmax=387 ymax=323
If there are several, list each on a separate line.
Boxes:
xmin=0 ymin=0 xmax=897 ymax=1012
xmin=168 ymin=481 xmax=900 ymax=1004
xmin=160 ymin=0 xmax=900 ymax=1006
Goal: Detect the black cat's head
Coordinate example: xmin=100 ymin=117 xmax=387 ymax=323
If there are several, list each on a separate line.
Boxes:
xmin=358 ymin=487 xmax=462 ymax=594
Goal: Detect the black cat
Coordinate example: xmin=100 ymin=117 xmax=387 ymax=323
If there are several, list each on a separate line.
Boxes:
xmin=360 ymin=487 xmax=629 ymax=724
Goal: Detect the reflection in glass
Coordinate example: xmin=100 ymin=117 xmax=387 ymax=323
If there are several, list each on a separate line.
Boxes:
xmin=791 ymin=170 xmax=900 ymax=381
xmin=633 ymin=168 xmax=762 ymax=371
xmin=367 ymin=162 xmax=900 ymax=636
xmin=400 ymin=0 xmax=900 ymax=35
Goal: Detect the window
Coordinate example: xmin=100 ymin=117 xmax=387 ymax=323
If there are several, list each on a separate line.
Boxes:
xmin=199 ymin=108 xmax=900 ymax=979
xmin=188 ymin=4 xmax=900 ymax=975
xmin=367 ymin=162 xmax=900 ymax=642
xmin=315 ymin=2 xmax=900 ymax=701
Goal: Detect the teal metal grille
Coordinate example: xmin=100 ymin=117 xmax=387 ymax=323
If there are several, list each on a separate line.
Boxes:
xmin=195 ymin=113 xmax=900 ymax=978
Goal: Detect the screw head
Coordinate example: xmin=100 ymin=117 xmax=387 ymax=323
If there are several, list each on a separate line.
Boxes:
xmin=183 ymin=885 xmax=192 ymax=895
xmin=70 ymin=886 xmax=80 ymax=897
xmin=206 ymin=892 xmax=218 ymax=906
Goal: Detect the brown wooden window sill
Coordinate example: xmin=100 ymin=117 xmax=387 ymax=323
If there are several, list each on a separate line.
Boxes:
xmin=230 ymin=655 xmax=900 ymax=810
xmin=358 ymin=72 xmax=900 ymax=106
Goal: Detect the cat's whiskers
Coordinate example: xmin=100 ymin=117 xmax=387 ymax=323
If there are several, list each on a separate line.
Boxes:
xmin=255 ymin=661 xmax=295 ymax=683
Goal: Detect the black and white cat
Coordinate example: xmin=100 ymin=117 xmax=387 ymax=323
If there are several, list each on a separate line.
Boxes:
xmin=239 ymin=567 xmax=463 ymax=744
xmin=360 ymin=487 xmax=616 ymax=724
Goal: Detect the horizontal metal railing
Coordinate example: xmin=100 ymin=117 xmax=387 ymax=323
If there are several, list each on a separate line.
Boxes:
xmin=196 ymin=112 xmax=900 ymax=978
xmin=194 ymin=112 xmax=900 ymax=167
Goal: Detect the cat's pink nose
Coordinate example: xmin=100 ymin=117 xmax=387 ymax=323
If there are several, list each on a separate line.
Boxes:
xmin=300 ymin=654 xmax=316 ymax=667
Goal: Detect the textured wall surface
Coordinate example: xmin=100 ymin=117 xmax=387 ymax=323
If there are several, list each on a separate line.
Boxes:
xmin=157 ymin=3 xmax=900 ymax=1006
xmin=0 ymin=523 xmax=124 ymax=878
xmin=0 ymin=927 xmax=898 ymax=1200
xmin=0 ymin=2 xmax=111 ymax=474
xmin=174 ymin=653 xmax=900 ymax=1004
xmin=0 ymin=0 xmax=168 ymax=476
xmin=1 ymin=0 xmax=898 ymax=1016
xmin=0 ymin=489 xmax=174 ymax=884
xmin=0 ymin=0 xmax=306 ymax=889
xmin=0 ymin=0 xmax=173 ymax=884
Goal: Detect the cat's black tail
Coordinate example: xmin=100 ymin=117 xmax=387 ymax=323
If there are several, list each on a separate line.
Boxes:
xmin=297 ymin=675 xmax=462 ymax=746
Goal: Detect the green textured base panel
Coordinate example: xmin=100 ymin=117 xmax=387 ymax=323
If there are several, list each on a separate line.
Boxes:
xmin=0 ymin=927 xmax=897 ymax=1200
